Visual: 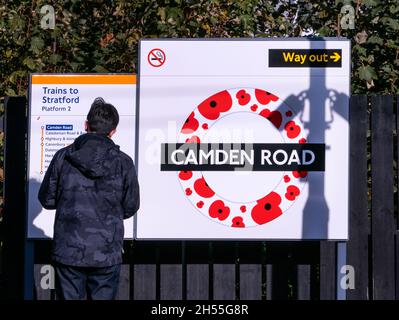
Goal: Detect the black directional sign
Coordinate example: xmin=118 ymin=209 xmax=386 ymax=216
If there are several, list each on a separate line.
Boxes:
xmin=269 ymin=49 xmax=342 ymax=68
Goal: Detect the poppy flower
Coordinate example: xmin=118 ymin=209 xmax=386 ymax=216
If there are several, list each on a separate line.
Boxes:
xmin=185 ymin=135 xmax=201 ymax=143
xmin=255 ymin=89 xmax=278 ymax=105
xmin=251 ymin=192 xmax=282 ymax=224
xmin=198 ymin=90 xmax=233 ymax=120
xmin=181 ymin=112 xmax=199 ymax=134
xmin=259 ymin=108 xmax=282 ymax=129
xmin=179 ymin=170 xmax=193 ymax=181
xmin=284 ymin=121 xmax=301 ymax=139
xmin=293 ymin=170 xmax=307 ymax=179
xmin=285 ymin=185 xmax=300 ymax=201
xmin=236 ymin=89 xmax=251 ymax=106
xmin=232 ymin=216 xmax=245 ymax=228
xmin=194 ymin=177 xmax=215 ymax=198
xmin=209 ymin=200 xmax=230 ymax=221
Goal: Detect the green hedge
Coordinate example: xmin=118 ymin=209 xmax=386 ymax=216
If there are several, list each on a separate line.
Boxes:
xmin=1 ymin=0 xmax=398 ymax=100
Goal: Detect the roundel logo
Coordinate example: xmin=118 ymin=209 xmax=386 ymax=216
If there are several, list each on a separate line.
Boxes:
xmin=161 ymin=88 xmax=325 ymax=228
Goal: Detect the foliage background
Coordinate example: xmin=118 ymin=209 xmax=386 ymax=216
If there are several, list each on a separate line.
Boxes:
xmin=0 ymin=0 xmax=398 ymax=263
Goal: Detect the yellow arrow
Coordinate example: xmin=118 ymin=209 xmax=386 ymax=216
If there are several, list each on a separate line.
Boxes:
xmin=330 ymin=52 xmax=341 ymax=63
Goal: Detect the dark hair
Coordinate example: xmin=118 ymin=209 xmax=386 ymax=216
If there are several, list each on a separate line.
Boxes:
xmin=87 ymin=97 xmax=119 ymax=134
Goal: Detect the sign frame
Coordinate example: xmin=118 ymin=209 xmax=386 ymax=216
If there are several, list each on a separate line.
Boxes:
xmin=134 ymin=37 xmax=351 ymax=241
xmin=26 ymin=73 xmax=137 ymax=239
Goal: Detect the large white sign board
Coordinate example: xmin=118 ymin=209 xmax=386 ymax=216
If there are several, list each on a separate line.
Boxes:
xmin=137 ymin=39 xmax=350 ymax=240
xmin=27 ymin=74 xmax=136 ymax=239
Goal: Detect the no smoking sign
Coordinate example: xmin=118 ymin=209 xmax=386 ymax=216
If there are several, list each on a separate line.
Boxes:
xmin=147 ymin=48 xmax=166 ymax=67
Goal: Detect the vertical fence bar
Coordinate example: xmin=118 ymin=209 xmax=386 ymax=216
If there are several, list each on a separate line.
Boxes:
xmin=213 ymin=242 xmax=236 ymax=300
xmin=2 ymin=97 xmax=28 ymax=299
xmin=297 ymin=265 xmax=311 ymax=300
xmin=160 ymin=264 xmax=182 ymax=300
xmin=336 ymin=242 xmax=347 ymax=300
xmin=268 ymin=243 xmax=290 ymax=300
xmin=186 ymin=242 xmax=209 ymax=300
xmin=239 ymin=242 xmax=262 ymax=300
xmin=33 ymin=264 xmax=51 ymax=300
xmin=396 ymin=95 xmax=399 ymax=300
xmin=239 ymin=264 xmax=262 ymax=300
xmin=347 ymin=94 xmax=369 ymax=300
xmin=265 ymin=264 xmax=273 ymax=300
xmin=371 ymin=95 xmax=395 ymax=299
xmin=159 ymin=242 xmax=182 ymax=300
xmin=134 ymin=264 xmax=156 ymax=300
xmin=187 ymin=264 xmax=209 ymax=300
xmin=133 ymin=242 xmax=157 ymax=300
xmin=213 ymin=264 xmax=235 ymax=300
xmin=116 ymin=265 xmax=130 ymax=300
xmin=396 ymin=231 xmax=399 ymax=300
xmin=319 ymin=242 xmax=336 ymax=299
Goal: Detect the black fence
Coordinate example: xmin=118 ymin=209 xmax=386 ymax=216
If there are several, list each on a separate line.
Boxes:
xmin=1 ymin=95 xmax=398 ymax=300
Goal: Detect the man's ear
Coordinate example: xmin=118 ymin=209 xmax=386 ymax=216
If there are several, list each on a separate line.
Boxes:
xmin=108 ymin=128 xmax=116 ymax=138
xmin=84 ymin=121 xmax=89 ymax=132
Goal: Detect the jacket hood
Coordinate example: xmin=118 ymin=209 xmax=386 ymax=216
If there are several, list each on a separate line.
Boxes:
xmin=66 ymin=133 xmax=119 ymax=179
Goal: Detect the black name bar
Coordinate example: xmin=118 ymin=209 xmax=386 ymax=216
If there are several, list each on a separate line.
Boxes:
xmin=269 ymin=49 xmax=342 ymax=68
xmin=161 ymin=143 xmax=325 ymax=171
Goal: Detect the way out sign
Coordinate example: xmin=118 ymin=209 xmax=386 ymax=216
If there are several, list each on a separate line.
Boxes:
xmin=27 ymin=74 xmax=137 ymax=239
xmin=269 ymin=49 xmax=342 ymax=67
xmin=137 ymin=38 xmax=350 ymax=240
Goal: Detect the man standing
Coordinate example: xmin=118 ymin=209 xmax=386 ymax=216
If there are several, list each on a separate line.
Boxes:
xmin=38 ymin=97 xmax=140 ymax=300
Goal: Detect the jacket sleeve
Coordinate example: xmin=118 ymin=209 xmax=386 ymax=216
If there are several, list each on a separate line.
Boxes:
xmin=38 ymin=150 xmax=64 ymax=210
xmin=122 ymin=159 xmax=140 ymax=219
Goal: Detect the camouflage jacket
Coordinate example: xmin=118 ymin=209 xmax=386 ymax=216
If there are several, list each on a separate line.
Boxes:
xmin=38 ymin=133 xmax=140 ymax=267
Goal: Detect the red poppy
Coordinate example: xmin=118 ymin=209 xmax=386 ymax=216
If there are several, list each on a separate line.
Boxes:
xmin=181 ymin=112 xmax=199 ymax=134
xmin=284 ymin=121 xmax=301 ymax=139
xmin=251 ymin=192 xmax=282 ymax=224
xmin=236 ymin=89 xmax=251 ymax=106
xmin=202 ymin=123 xmax=208 ymax=130
xmin=179 ymin=170 xmax=193 ymax=181
xmin=285 ymin=185 xmax=300 ymax=201
xmin=185 ymin=135 xmax=201 ymax=143
xmin=285 ymin=110 xmax=293 ymax=117
xmin=232 ymin=216 xmax=245 ymax=228
xmin=197 ymin=201 xmax=204 ymax=208
xmin=283 ymin=175 xmax=290 ymax=183
xmin=198 ymin=90 xmax=233 ymax=120
xmin=250 ymin=104 xmax=258 ymax=112
xmin=255 ymin=89 xmax=278 ymax=105
xmin=299 ymin=138 xmax=306 ymax=144
xmin=293 ymin=171 xmax=307 ymax=178
xmin=209 ymin=200 xmax=230 ymax=221
xmin=240 ymin=205 xmax=246 ymax=213
xmin=185 ymin=188 xmax=192 ymax=196
xmin=194 ymin=177 xmax=215 ymax=198
xmin=259 ymin=108 xmax=282 ymax=129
